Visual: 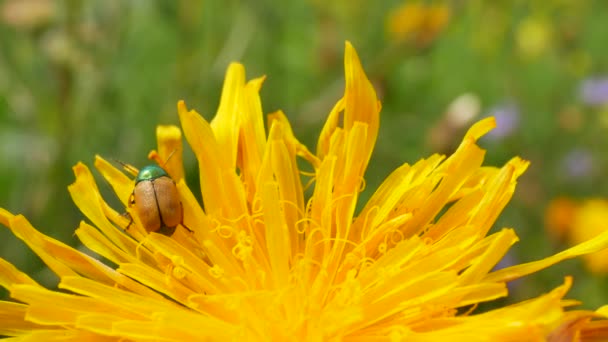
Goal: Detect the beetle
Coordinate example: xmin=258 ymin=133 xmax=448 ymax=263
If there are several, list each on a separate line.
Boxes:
xmin=127 ymin=164 xmax=183 ymax=235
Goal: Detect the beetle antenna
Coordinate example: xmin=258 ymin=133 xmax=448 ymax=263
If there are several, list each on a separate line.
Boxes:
xmin=162 ymin=149 xmax=178 ymax=167
xmin=112 ymin=158 xmax=139 ymax=177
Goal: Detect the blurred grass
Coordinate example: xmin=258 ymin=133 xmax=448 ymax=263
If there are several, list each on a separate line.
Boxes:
xmin=1 ymin=0 xmax=608 ymax=308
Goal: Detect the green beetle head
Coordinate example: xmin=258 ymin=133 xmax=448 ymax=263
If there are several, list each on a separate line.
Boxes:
xmin=135 ymin=165 xmax=169 ymax=184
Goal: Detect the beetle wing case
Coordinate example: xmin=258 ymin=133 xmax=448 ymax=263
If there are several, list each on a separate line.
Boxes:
xmin=153 ymin=177 xmax=182 ymax=229
xmin=133 ymin=181 xmax=162 ymax=233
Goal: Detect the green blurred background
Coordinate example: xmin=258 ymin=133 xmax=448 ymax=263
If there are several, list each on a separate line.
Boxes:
xmin=1 ymin=0 xmax=608 ymax=309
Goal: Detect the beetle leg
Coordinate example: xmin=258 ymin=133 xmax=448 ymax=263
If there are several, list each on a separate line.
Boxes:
xmin=123 ymin=192 xmax=136 ymax=232
xmin=180 ymin=201 xmax=193 ymax=233
xmin=123 ymin=212 xmax=134 ymax=231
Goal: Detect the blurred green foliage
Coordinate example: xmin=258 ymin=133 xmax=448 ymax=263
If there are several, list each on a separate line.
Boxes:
xmin=1 ymin=0 xmax=608 ymax=308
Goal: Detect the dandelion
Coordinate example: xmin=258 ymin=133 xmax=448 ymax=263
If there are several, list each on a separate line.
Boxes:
xmin=2 ymin=42 xmax=608 ymax=340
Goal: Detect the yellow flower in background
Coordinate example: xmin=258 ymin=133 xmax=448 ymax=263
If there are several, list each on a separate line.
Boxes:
xmin=2 ymin=42 xmax=608 ymax=340
xmin=516 ymin=16 xmax=553 ymax=60
xmin=545 ymin=197 xmax=608 ymax=274
xmin=569 ymin=199 xmax=608 ymax=274
xmin=545 ymin=196 xmax=578 ymax=241
xmin=386 ymin=1 xmax=450 ymax=46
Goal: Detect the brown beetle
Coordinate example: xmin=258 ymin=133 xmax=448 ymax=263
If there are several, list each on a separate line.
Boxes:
xmin=128 ymin=165 xmax=182 ymax=234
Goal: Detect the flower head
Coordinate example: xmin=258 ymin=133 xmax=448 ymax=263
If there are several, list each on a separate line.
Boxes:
xmin=2 ymin=42 xmax=608 ymax=341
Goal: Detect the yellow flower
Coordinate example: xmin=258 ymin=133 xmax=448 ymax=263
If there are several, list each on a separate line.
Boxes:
xmin=545 ymin=198 xmax=608 ymax=274
xmin=545 ymin=196 xmax=578 ymax=242
xmin=516 ymin=16 xmax=553 ymax=60
xmin=386 ymin=1 xmax=450 ymax=46
xmin=569 ymin=199 xmax=608 ymax=274
xmin=2 ymin=42 xmax=608 ymax=340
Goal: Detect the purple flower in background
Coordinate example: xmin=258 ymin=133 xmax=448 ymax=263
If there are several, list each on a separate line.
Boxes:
xmin=561 ymin=148 xmax=594 ymax=179
xmin=580 ymin=78 xmax=608 ymax=106
xmin=485 ymin=103 xmax=520 ymax=139
xmin=493 ymin=253 xmax=521 ymax=292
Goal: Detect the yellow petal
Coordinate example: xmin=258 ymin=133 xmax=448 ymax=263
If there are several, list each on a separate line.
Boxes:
xmin=148 ymin=125 xmax=185 ymax=182
xmin=174 ymin=179 xmax=233 ymax=263
xmin=0 ymin=258 xmax=39 ymax=289
xmin=93 ymin=156 xmax=133 ymax=208
xmin=237 ymin=76 xmax=267 ymax=204
xmin=0 ymin=301 xmax=48 ymax=336
xmin=317 ymin=98 xmax=345 ymax=159
xmin=69 ymin=162 xmax=149 ymax=256
xmin=210 ymin=63 xmax=246 ymax=169
xmin=10 ymin=284 xmax=137 ymax=326
xmin=2 ymin=329 xmax=117 ymax=341
xmin=74 ymin=222 xmax=137 ymax=265
xmin=268 ymin=110 xmax=320 ymax=169
xmin=485 ymin=228 xmax=608 ymax=283
xmin=342 ymin=41 xmax=380 ymax=172
xmin=177 ymin=100 xmax=248 ymax=220
xmin=457 ymin=228 xmax=518 ymax=285
xmin=258 ymin=120 xmax=306 ymax=258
